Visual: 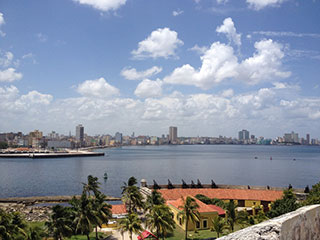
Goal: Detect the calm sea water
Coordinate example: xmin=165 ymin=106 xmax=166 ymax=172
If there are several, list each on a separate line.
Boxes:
xmin=0 ymin=145 xmax=320 ymax=198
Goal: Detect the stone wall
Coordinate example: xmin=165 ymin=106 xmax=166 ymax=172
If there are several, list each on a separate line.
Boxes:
xmin=218 ymin=205 xmax=320 ymax=240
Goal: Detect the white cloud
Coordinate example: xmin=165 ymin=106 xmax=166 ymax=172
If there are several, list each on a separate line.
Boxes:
xmin=77 ymin=77 xmax=119 ymax=98
xmin=0 ymin=12 xmax=5 ymax=37
xmin=164 ymin=42 xmax=239 ymax=89
xmin=217 ymin=0 xmax=229 ymax=4
xmin=164 ymin=38 xmax=290 ymax=89
xmin=132 ymin=28 xmax=184 ymax=59
xmin=216 ymin=17 xmax=241 ymax=47
xmin=0 ymin=12 xmax=5 ymax=26
xmin=189 ymin=44 xmax=208 ymax=54
xmin=0 ymin=51 xmax=14 ymax=67
xmin=253 ymin=31 xmax=320 ymax=38
xmin=246 ymin=0 xmax=286 ymax=10
xmin=238 ymin=39 xmax=291 ymax=85
xmin=0 ymin=68 xmax=23 ymax=82
xmin=36 ymin=33 xmax=48 ymax=42
xmin=172 ymin=9 xmax=184 ymax=16
xmin=134 ymin=79 xmax=163 ymax=98
xmin=121 ymin=66 xmax=162 ymax=80
xmin=221 ymin=88 xmax=234 ymax=98
xmin=19 ymin=91 xmax=53 ymax=105
xmin=73 ymin=0 xmax=126 ymax=12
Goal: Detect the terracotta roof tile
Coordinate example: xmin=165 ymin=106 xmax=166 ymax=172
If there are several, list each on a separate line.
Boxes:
xmin=167 ymin=196 xmax=220 ymax=213
xmin=159 ymin=188 xmax=283 ymax=202
xmin=111 ymin=204 xmax=127 ymax=215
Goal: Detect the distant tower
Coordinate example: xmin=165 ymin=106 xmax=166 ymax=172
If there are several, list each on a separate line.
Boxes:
xmin=76 ymin=124 xmax=84 ymax=145
xmin=115 ymin=132 xmax=123 ymax=144
xmin=238 ymin=129 xmax=249 ymax=141
xmin=169 ymin=126 xmax=178 ymax=143
xmin=306 ymin=134 xmax=310 ymax=145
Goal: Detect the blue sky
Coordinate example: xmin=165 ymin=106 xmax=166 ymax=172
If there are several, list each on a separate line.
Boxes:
xmin=0 ymin=0 xmax=320 ymax=139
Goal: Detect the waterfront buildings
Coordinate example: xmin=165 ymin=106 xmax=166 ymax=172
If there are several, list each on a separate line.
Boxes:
xmin=115 ymin=132 xmax=123 ymax=144
xmin=169 ymin=126 xmax=178 ymax=144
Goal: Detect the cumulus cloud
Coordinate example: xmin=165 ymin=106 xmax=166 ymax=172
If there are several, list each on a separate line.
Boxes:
xmin=172 ymin=9 xmax=183 ymax=16
xmin=19 ymin=91 xmax=53 ymax=105
xmin=246 ymin=0 xmax=286 ymax=10
xmin=217 ymin=0 xmax=229 ymax=3
xmin=132 ymin=28 xmax=184 ymax=59
xmin=164 ymin=42 xmax=239 ymax=89
xmin=121 ymin=66 xmax=162 ymax=80
xmin=0 ymin=51 xmax=14 ymax=67
xmin=0 ymin=12 xmax=5 ymax=37
xmin=238 ymin=39 xmax=291 ymax=84
xmin=2 ymin=83 xmax=320 ymax=137
xmin=0 ymin=68 xmax=23 ymax=82
xmin=189 ymin=44 xmax=208 ymax=54
xmin=77 ymin=77 xmax=119 ymax=98
xmin=134 ymin=79 xmax=163 ymax=98
xmin=73 ymin=0 xmax=126 ymax=11
xmin=216 ymin=17 xmax=241 ymax=47
xmin=164 ymin=20 xmax=289 ymax=89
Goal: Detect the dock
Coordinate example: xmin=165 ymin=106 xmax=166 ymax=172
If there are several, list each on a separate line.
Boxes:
xmin=0 ymin=150 xmax=104 ymax=158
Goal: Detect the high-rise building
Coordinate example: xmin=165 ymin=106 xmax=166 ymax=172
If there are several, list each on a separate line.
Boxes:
xmin=306 ymin=134 xmax=310 ymax=145
xmin=76 ymin=124 xmax=84 ymax=144
xmin=284 ymin=131 xmax=299 ymax=143
xmin=169 ymin=126 xmax=178 ymax=143
xmin=238 ymin=129 xmax=249 ymax=141
xmin=115 ymin=132 xmax=123 ymax=144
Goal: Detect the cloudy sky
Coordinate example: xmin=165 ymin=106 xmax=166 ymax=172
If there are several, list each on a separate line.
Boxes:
xmin=0 ymin=0 xmax=320 ymax=138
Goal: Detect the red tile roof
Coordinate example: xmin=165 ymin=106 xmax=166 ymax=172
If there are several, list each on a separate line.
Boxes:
xmin=159 ymin=188 xmax=283 ymax=202
xmin=208 ymin=205 xmax=225 ymax=216
xmin=167 ymin=196 xmax=223 ymax=214
xmin=111 ymin=204 xmax=127 ymax=215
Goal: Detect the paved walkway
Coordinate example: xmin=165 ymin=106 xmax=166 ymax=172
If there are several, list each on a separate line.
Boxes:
xmin=99 ymin=227 xmax=140 ymax=240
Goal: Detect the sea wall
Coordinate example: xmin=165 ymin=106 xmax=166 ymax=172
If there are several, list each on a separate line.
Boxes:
xmin=218 ymin=204 xmax=320 ymax=240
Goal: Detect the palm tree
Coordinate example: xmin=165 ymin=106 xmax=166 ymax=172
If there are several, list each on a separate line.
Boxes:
xmin=83 ymin=175 xmax=100 ymax=196
xmin=92 ymin=192 xmax=112 ymax=240
xmin=0 ymin=209 xmax=28 ymax=240
xmin=145 ymin=190 xmax=165 ymax=212
xmin=122 ymin=177 xmax=144 ymax=213
xmin=210 ymin=216 xmax=226 ymax=238
xmin=226 ymin=200 xmax=237 ymax=232
xmin=26 ymin=225 xmax=46 ymax=240
xmin=146 ymin=204 xmax=175 ymax=240
xmin=118 ymin=213 xmax=142 ymax=240
xmin=70 ymin=192 xmax=98 ymax=240
xmin=177 ymin=196 xmax=200 ymax=240
xmin=45 ymin=205 xmax=73 ymax=240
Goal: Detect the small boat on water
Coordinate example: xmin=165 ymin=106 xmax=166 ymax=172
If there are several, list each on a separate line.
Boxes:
xmin=270 ymin=157 xmax=272 ymax=160
xmin=254 ymin=156 xmax=258 ymax=159
xmin=104 ymin=172 xmax=108 ymax=180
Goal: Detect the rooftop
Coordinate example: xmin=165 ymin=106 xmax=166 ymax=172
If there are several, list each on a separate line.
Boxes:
xmin=159 ymin=188 xmax=283 ymax=202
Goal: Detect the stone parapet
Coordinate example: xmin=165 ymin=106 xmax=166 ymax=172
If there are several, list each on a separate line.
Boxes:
xmin=218 ymin=204 xmax=320 ymax=240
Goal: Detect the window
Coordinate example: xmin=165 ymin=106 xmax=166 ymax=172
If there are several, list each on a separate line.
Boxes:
xmin=179 ymin=218 xmax=182 ymax=225
xmin=196 ymin=221 xmax=200 ymax=229
xmin=203 ymin=220 xmax=208 ymax=229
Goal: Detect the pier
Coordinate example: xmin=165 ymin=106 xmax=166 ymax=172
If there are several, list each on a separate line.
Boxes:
xmin=0 ymin=150 xmax=104 ymax=158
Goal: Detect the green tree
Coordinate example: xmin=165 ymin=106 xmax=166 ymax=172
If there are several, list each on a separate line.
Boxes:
xmin=304 ymin=182 xmax=320 ymax=205
xmin=210 ymin=216 xmax=226 ymax=238
xmin=177 ymin=196 xmax=200 ymax=240
xmin=195 ymin=194 xmax=226 ymax=209
xmin=0 ymin=209 xmax=28 ymax=240
xmin=26 ymin=225 xmax=46 ymax=240
xmin=226 ymin=200 xmax=237 ymax=232
xmin=45 ymin=205 xmax=73 ymax=240
xmin=118 ymin=213 xmax=142 ymax=240
xmin=146 ymin=204 xmax=175 ymax=239
xmin=0 ymin=141 xmax=8 ymax=149
xmin=267 ymin=189 xmax=298 ymax=218
xmin=145 ymin=190 xmax=165 ymax=212
xmin=122 ymin=177 xmax=144 ymax=213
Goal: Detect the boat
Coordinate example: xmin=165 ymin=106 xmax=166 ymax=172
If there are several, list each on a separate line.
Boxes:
xmin=104 ymin=172 xmax=108 ymax=180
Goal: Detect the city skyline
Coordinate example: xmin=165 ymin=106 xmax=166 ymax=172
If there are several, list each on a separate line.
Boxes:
xmin=1 ymin=1 xmax=320 ymax=137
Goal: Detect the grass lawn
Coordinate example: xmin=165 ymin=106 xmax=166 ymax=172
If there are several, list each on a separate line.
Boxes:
xmin=165 ymin=223 xmax=247 ymax=240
